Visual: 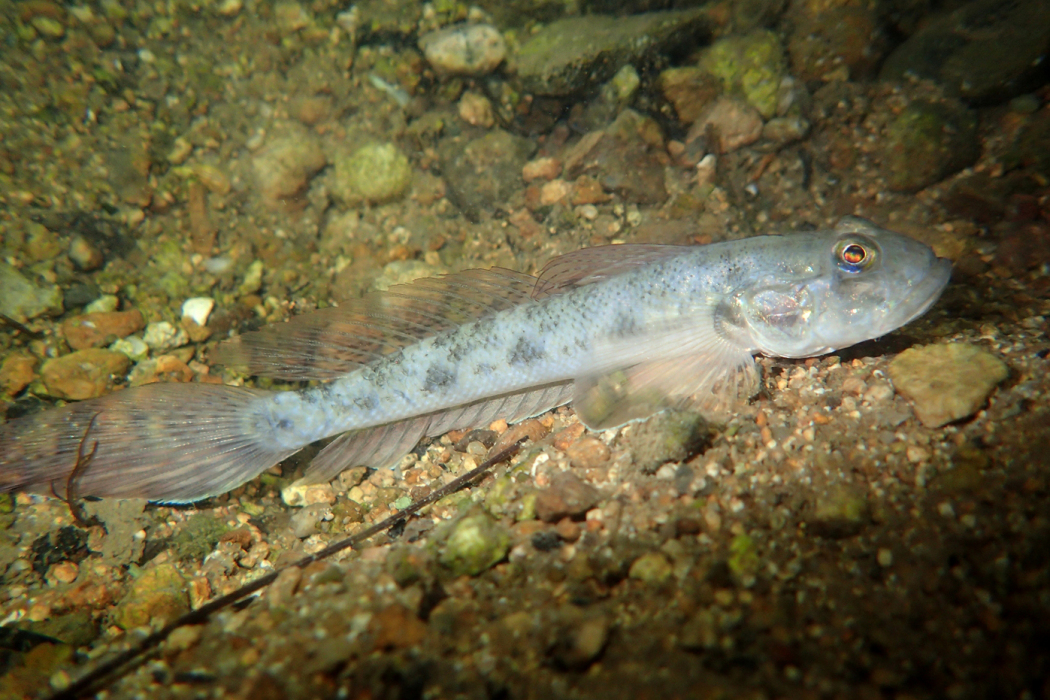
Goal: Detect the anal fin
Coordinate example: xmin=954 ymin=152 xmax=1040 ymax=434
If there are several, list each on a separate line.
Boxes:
xmin=302 ymin=383 xmax=573 ymax=483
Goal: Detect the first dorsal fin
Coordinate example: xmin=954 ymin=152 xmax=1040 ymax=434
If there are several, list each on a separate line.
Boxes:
xmin=533 ymin=244 xmax=690 ymax=299
xmin=216 ymin=267 xmax=537 ymax=381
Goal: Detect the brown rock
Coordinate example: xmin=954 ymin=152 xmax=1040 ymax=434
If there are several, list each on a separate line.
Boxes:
xmin=657 ymin=67 xmax=721 ymax=124
xmin=0 ymin=353 xmax=37 ymax=396
xmin=687 ymin=96 xmax=763 ymax=153
xmin=555 ymin=517 xmax=582 ymax=542
xmin=41 ymin=349 xmax=130 ymax=400
xmin=62 ymin=309 xmax=145 ymax=350
xmin=535 ymin=471 xmax=601 ymax=523
xmin=492 ymin=418 xmax=551 ymax=454
xmin=566 ymin=436 xmax=611 ymax=470
xmin=371 ymin=604 xmax=428 ymax=650
xmin=571 ymin=175 xmax=612 ymax=205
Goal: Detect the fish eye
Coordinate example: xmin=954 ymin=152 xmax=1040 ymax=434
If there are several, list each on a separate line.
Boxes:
xmin=835 ymin=239 xmax=876 ymax=273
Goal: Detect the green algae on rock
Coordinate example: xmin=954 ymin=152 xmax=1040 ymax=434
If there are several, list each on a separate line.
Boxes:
xmin=879 ymin=98 xmax=978 ymax=192
xmin=697 ymin=29 xmax=786 ymax=119
xmin=438 ymin=513 xmax=510 ymax=576
xmin=333 ymin=142 xmax=413 ymax=206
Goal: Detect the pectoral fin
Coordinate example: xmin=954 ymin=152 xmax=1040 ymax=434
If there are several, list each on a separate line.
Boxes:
xmin=573 ymin=348 xmax=759 ymax=431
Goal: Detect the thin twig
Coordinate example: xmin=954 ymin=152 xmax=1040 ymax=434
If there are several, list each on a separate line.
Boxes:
xmin=49 ymin=413 xmax=101 ymax=527
xmin=0 ymin=312 xmax=44 ymax=339
xmin=47 ymin=437 xmax=527 ymax=700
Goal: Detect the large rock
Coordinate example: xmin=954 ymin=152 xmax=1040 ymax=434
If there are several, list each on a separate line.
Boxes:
xmin=516 ymin=8 xmax=715 ymax=96
xmin=41 ymin=349 xmax=131 ymax=400
xmin=438 ymin=129 xmax=536 ymax=220
xmin=878 ymin=97 xmax=979 ymax=192
xmin=880 ymin=0 xmax=1050 ymax=105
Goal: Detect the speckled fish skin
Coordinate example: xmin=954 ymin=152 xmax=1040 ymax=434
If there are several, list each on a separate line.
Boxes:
xmin=0 ymin=217 xmax=951 ymax=503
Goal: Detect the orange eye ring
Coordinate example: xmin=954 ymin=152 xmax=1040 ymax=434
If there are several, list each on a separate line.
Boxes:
xmin=835 ymin=239 xmax=876 ymax=273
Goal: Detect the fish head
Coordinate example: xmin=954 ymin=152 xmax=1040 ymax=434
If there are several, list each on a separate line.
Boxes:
xmin=738 ymin=217 xmax=952 ymax=358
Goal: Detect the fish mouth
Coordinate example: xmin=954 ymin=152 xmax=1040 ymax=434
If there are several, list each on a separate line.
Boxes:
xmin=891 ymin=256 xmax=952 ymax=330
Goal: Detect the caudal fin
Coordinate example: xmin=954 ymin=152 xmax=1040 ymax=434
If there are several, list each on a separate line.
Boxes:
xmin=0 ymin=383 xmax=298 ymax=503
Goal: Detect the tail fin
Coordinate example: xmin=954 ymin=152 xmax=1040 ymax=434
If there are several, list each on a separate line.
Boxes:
xmin=0 ymin=383 xmax=299 ymax=503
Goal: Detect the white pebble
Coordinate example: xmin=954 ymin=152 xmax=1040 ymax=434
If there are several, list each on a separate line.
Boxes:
xmin=143 ymin=321 xmax=188 ymax=351
xmin=181 ymin=297 xmax=215 ymax=326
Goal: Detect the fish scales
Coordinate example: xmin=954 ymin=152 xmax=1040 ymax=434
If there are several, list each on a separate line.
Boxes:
xmin=0 ymin=217 xmax=951 ymax=503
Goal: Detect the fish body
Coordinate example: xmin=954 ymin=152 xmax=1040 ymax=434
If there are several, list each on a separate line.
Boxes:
xmin=0 ymin=217 xmax=950 ymax=502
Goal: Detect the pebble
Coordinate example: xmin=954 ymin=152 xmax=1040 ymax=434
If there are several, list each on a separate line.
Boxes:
xmin=0 ymin=353 xmax=38 ymax=396
xmin=686 ymin=96 xmax=764 ymax=153
xmin=111 ymin=562 xmax=189 ymax=630
xmin=439 ymin=514 xmax=511 ymax=577
xmin=281 ymin=481 xmax=337 ymax=507
xmin=142 ymin=321 xmax=188 ymax=352
xmin=656 ymin=67 xmax=721 ymax=124
xmin=522 ymin=157 xmax=562 ymax=182
xmin=419 ymin=24 xmax=506 ymax=76
xmin=332 ymin=142 xmax=413 ymax=206
xmin=458 ymin=91 xmax=495 ymax=128
xmin=565 ymin=436 xmax=610 ymax=470
xmin=49 ymin=561 xmax=79 ymax=583
xmin=67 ymin=235 xmax=104 ymax=271
xmin=41 ymin=349 xmax=131 ymax=400
xmin=888 ymin=343 xmax=1009 ymax=428
xmin=251 ymin=129 xmax=327 ymax=207
xmin=627 ymin=409 xmax=709 ymax=474
xmin=492 ymin=418 xmax=551 ymax=454
xmin=0 ymin=261 xmax=63 ymax=320
xmin=290 ymin=503 xmax=333 ymax=539
xmin=535 ymin=471 xmax=601 ymax=523
xmin=807 ymin=483 xmax=869 ymax=538
xmin=181 ymin=297 xmax=214 ymax=327
xmin=61 ymin=309 xmax=145 ymax=350
xmin=628 ymin=551 xmax=673 ymax=584
xmin=127 ymin=354 xmax=195 ymax=386
xmin=109 ymin=335 xmax=149 ymax=362
xmin=85 ymin=294 xmax=119 ymax=314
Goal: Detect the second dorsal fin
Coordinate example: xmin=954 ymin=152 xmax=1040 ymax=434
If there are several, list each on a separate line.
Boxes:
xmin=216 ymin=267 xmax=537 ymax=381
xmin=532 ymin=244 xmax=690 ymax=299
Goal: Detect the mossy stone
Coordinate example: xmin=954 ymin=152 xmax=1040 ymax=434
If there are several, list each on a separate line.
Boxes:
xmin=333 ymin=142 xmax=412 ymax=206
xmin=698 ymin=29 xmax=786 ymax=119
xmin=439 ymin=514 xmax=510 ymax=577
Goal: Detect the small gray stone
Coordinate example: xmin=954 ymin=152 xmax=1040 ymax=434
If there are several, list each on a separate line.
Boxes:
xmin=888 ymin=343 xmax=1009 ymax=428
xmin=419 ymin=24 xmax=506 ymax=76
xmin=627 ymin=409 xmax=710 ymax=474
